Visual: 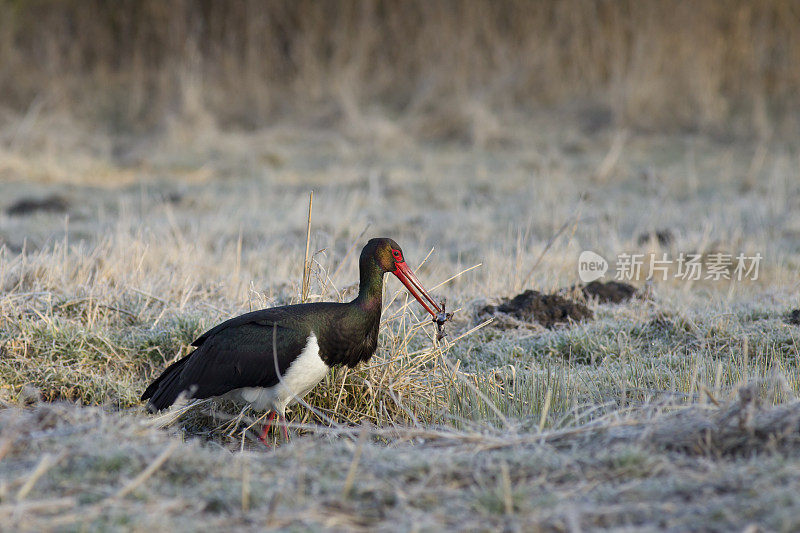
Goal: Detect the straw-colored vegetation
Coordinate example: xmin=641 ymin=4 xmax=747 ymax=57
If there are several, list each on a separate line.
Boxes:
xmin=3 ymin=0 xmax=800 ymax=136
xmin=2 ymin=2 xmax=800 ymax=530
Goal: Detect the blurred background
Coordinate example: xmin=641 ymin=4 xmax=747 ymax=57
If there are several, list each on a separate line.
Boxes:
xmin=2 ymin=1 xmax=799 ymax=140
xmin=1 ymin=0 xmax=798 ymax=298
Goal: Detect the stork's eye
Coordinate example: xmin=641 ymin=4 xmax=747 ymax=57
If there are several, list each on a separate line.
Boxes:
xmin=392 ymin=249 xmax=403 ymax=261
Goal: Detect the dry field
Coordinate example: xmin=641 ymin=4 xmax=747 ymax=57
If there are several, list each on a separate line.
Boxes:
xmin=0 ymin=107 xmax=799 ymax=531
xmin=2 ymin=2 xmax=800 ymax=530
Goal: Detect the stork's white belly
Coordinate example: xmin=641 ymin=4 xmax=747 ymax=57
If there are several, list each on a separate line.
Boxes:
xmin=232 ymin=333 xmax=329 ymax=412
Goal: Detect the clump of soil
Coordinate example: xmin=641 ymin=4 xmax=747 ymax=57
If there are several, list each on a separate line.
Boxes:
xmin=645 ymin=311 xmax=693 ymax=336
xmin=636 ymin=228 xmax=675 ymax=246
xmin=157 ymin=191 xmax=183 ymax=205
xmin=0 ymin=233 xmax=23 ymax=254
xmin=561 ymin=280 xmax=640 ymax=304
xmin=479 ymin=290 xmax=593 ymax=329
xmin=7 ymin=195 xmax=69 ymax=216
xmin=581 ymin=280 xmax=638 ymax=304
xmin=647 ymin=311 xmax=674 ymax=331
xmin=786 ymin=309 xmax=800 ymax=326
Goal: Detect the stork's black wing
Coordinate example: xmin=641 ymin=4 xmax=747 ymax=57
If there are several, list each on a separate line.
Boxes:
xmin=141 ymin=307 xmax=312 ymax=411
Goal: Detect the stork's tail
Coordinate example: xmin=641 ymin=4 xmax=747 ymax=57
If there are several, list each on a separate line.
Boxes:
xmin=141 ymin=354 xmax=192 ymax=412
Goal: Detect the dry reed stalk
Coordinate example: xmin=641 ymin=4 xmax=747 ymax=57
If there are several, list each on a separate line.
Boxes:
xmin=519 ymin=200 xmax=583 ymax=290
xmin=302 ymin=191 xmax=313 ymax=303
xmin=341 ymin=425 xmax=369 ymax=497
xmin=15 ymin=452 xmax=65 ymax=501
xmin=110 ymin=440 xmax=180 ymax=500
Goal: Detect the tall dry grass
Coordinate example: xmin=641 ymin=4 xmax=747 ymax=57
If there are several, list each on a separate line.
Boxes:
xmin=1 ymin=0 xmax=799 ymax=136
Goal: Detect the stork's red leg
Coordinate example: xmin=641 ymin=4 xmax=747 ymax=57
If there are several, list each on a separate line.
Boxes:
xmin=279 ymin=414 xmax=290 ymax=442
xmin=258 ymin=411 xmax=277 ymax=445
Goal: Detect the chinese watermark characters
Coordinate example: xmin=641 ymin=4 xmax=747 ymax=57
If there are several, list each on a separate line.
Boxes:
xmin=579 ymin=251 xmax=762 ymax=282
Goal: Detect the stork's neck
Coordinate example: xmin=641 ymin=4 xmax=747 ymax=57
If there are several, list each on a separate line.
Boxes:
xmin=354 ymin=259 xmax=384 ymax=312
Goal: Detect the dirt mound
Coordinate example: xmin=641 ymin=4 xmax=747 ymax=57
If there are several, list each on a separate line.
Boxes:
xmin=786 ymin=309 xmax=800 ymax=325
xmin=581 ymin=280 xmax=638 ymax=303
xmin=636 ymin=228 xmax=675 ymax=246
xmin=7 ymin=194 xmax=69 ymax=216
xmin=479 ymin=281 xmax=637 ymax=329
xmin=479 ymin=290 xmax=593 ymax=329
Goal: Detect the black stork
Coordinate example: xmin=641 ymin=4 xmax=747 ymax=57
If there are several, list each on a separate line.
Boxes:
xmin=141 ymin=238 xmax=444 ymax=442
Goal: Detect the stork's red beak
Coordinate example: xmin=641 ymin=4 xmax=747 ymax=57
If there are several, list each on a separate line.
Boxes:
xmin=392 ymin=261 xmax=442 ymax=318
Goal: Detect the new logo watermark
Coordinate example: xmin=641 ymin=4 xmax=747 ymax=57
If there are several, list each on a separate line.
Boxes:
xmin=578 ymin=251 xmax=762 ymax=282
xmin=578 ymin=250 xmax=609 ymax=282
